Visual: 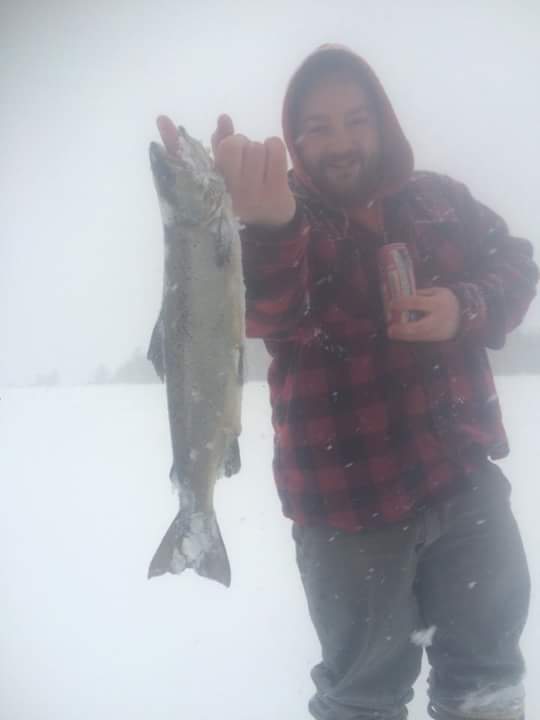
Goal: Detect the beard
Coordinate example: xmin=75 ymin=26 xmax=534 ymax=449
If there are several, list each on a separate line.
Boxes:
xmin=304 ymin=150 xmax=381 ymax=208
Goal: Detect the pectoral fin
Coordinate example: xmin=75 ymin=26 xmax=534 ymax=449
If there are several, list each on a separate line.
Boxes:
xmin=224 ymin=438 xmax=241 ymax=477
xmin=147 ymin=309 xmax=165 ymax=381
xmin=237 ymin=344 xmax=245 ymax=384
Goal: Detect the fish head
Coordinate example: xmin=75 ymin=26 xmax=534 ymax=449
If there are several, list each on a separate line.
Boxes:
xmin=149 ymin=127 xmax=227 ymax=227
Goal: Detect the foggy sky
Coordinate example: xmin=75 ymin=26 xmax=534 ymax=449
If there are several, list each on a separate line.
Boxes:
xmin=1 ymin=0 xmax=539 ymax=386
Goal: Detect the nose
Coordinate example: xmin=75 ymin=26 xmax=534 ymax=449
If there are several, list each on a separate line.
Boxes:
xmin=326 ymin=126 xmax=355 ymax=156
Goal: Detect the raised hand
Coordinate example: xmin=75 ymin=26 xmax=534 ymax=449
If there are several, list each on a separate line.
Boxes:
xmin=211 ymin=114 xmax=296 ymax=227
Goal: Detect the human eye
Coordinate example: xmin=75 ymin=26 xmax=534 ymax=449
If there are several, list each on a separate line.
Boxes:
xmin=307 ymin=124 xmax=330 ymax=136
xmin=349 ymin=115 xmax=370 ymax=126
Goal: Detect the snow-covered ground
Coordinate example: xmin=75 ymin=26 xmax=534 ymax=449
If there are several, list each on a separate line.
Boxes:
xmin=1 ymin=378 xmax=539 ymax=720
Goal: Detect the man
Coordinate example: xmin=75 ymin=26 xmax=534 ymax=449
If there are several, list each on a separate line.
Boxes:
xmin=158 ymin=45 xmax=538 ymax=720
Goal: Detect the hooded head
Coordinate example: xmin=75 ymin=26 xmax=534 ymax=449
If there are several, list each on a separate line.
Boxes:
xmin=283 ymin=45 xmax=414 ymax=210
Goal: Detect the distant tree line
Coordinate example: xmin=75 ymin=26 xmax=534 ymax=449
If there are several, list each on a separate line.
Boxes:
xmin=29 ymin=331 xmax=540 ymax=387
xmin=88 ymin=350 xmax=158 ymax=385
xmin=32 ymin=370 xmax=60 ymax=387
xmin=87 ymin=342 xmax=270 ymax=385
xmin=487 ymin=331 xmax=540 ymax=376
xmin=83 ymin=331 xmax=540 ymax=386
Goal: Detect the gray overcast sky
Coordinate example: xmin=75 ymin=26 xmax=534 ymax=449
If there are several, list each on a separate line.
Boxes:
xmin=1 ymin=0 xmax=539 ymax=386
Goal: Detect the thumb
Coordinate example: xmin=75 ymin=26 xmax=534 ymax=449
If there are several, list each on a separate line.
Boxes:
xmin=212 ymin=114 xmax=235 ymax=156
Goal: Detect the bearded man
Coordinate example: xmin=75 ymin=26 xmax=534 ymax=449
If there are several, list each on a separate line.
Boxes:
xmin=158 ymin=44 xmax=538 ymax=720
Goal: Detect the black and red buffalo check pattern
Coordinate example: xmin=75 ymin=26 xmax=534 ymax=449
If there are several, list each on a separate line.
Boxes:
xmin=241 ymin=171 xmax=538 ymax=530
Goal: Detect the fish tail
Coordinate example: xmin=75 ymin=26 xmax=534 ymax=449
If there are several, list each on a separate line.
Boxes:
xmin=147 ymin=508 xmax=231 ymax=587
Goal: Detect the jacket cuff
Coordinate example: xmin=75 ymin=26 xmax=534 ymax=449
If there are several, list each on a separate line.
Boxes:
xmin=241 ymin=204 xmax=305 ymax=245
xmin=449 ymin=282 xmax=488 ymax=340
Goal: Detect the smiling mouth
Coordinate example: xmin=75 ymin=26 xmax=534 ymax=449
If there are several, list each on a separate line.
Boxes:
xmin=327 ymin=159 xmax=361 ymax=171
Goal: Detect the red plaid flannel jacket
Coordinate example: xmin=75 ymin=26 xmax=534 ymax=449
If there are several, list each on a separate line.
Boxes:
xmin=241 ymin=171 xmax=538 ymax=530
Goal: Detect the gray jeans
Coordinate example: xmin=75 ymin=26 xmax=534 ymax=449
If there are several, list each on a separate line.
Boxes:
xmin=292 ymin=462 xmax=530 ymax=720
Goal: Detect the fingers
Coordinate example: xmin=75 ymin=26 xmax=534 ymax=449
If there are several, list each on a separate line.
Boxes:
xmin=388 ymin=291 xmax=436 ymax=342
xmin=243 ymin=141 xmax=266 ymax=189
xmin=264 ymin=137 xmax=289 ymax=186
xmin=388 ymin=315 xmax=437 ymax=341
xmin=216 ymin=136 xmax=269 ymax=190
xmin=211 ymin=114 xmax=235 ymax=156
xmin=388 ymin=287 xmax=461 ymax=342
xmin=211 ymin=126 xmax=293 ymax=225
xmin=391 ymin=293 xmax=436 ymax=313
xmin=215 ymin=134 xmax=247 ymax=187
xmin=156 ymin=115 xmax=180 ymax=156
xmin=218 ymin=113 xmax=234 ymax=136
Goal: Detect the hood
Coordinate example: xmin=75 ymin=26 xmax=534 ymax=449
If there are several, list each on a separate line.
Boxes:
xmin=282 ymin=44 xmax=414 ymax=209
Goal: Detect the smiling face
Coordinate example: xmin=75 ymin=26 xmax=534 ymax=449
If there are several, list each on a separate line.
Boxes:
xmin=295 ymin=72 xmax=382 ymax=208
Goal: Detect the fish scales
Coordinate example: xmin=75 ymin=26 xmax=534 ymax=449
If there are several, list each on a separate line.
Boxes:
xmin=147 ymin=126 xmax=245 ymax=587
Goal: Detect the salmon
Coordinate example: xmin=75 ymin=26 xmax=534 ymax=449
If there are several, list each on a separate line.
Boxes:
xmin=147 ymin=126 xmax=245 ymax=587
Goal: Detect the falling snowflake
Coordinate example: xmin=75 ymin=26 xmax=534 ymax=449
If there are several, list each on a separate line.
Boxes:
xmin=411 ymin=625 xmax=437 ymax=648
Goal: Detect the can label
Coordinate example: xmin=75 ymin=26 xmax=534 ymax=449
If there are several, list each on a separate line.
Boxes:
xmin=378 ymin=243 xmax=417 ymax=324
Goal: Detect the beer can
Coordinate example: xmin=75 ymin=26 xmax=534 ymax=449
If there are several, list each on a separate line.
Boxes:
xmin=378 ymin=243 xmax=417 ymax=324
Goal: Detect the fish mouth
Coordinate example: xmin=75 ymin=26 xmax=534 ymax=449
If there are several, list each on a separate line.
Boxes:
xmin=150 ymin=140 xmax=181 ymax=166
xmin=150 ymin=127 xmax=204 ymax=173
xmin=149 ymin=139 xmax=196 ymax=188
xmin=150 ymin=125 xmax=187 ymax=157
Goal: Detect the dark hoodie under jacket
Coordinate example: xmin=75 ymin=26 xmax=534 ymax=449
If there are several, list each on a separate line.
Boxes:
xmin=240 ymin=45 xmax=538 ymax=531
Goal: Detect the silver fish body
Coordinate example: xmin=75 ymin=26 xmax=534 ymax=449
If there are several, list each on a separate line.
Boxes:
xmin=147 ymin=127 xmax=245 ymax=587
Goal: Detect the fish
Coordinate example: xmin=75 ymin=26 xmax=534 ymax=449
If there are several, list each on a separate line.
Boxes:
xmin=146 ymin=125 xmax=245 ymax=587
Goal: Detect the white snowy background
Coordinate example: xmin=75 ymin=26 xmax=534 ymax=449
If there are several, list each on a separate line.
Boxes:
xmin=1 ymin=380 xmax=539 ymax=719
xmin=2 ymin=0 xmax=539 ymax=718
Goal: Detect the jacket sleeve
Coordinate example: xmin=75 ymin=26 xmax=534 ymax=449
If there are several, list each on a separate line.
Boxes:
xmin=240 ymin=204 xmax=311 ymax=340
xmin=447 ymin=181 xmax=538 ymax=350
